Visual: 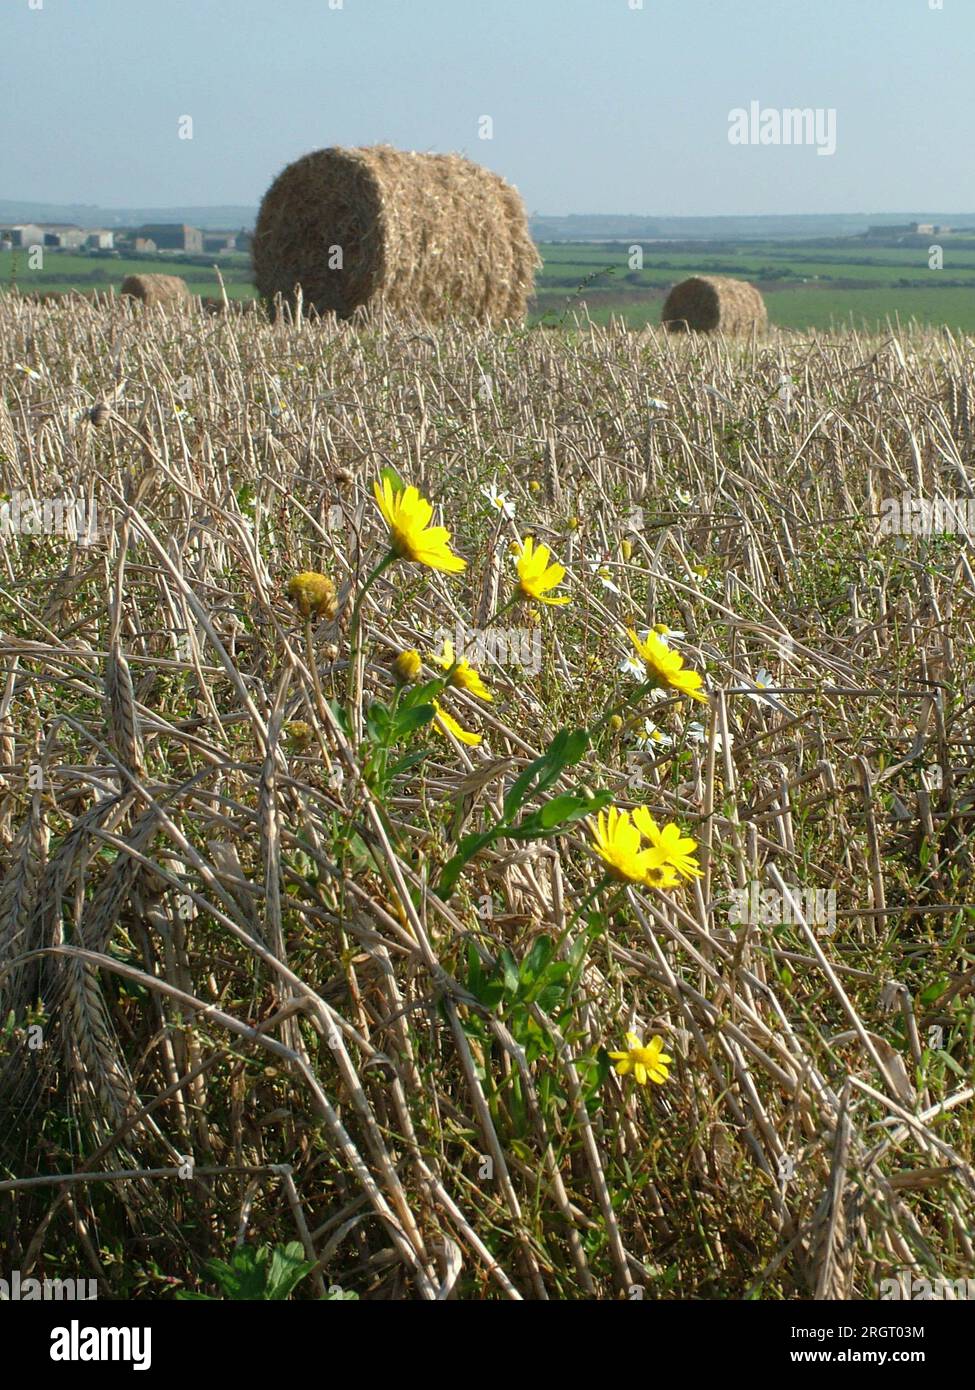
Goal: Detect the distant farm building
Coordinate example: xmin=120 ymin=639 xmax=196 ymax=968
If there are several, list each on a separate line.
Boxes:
xmin=43 ymin=224 xmax=89 ymax=249
xmin=131 ymin=237 xmax=158 ymax=254
xmin=86 ymin=229 xmax=115 ymax=250
xmin=137 ymin=224 xmax=203 ymax=253
xmin=203 ymin=231 xmax=238 ymax=253
xmin=1 ymin=224 xmax=45 ymax=248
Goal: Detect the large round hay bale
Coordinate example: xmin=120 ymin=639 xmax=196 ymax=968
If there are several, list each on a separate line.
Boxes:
xmin=662 ymin=275 xmax=767 ymax=335
xmin=252 ymin=145 xmax=540 ymax=324
xmin=120 ymin=274 xmax=190 ymax=308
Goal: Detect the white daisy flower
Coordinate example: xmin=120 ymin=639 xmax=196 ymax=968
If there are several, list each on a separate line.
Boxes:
xmin=686 ymin=721 xmax=733 ymax=753
xmin=590 ymin=560 xmax=621 ymax=595
xmin=635 ymin=719 xmax=673 ymax=752
xmin=746 ymin=668 xmax=791 ymax=713
xmin=13 ymin=362 xmax=44 ymax=382
xmin=482 ymin=480 xmax=515 ymax=519
xmin=619 ymin=654 xmax=647 ymax=680
xmin=652 ymin=623 xmax=686 ymax=647
xmin=648 ymin=397 xmax=669 ymax=413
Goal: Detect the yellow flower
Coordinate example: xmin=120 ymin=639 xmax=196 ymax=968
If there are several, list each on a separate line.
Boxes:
xmin=286 ymin=571 xmax=338 ymax=619
xmin=394 ymin=649 xmax=422 ymax=684
xmin=608 ymin=1032 xmax=672 ymax=1086
xmin=632 ymin=806 xmax=702 ymax=880
xmin=515 ymin=536 xmax=570 ymax=606
xmin=589 ymin=807 xmax=658 ymax=886
xmin=627 ymin=628 xmax=707 ymax=704
xmin=373 ymin=477 xmax=466 ymax=573
xmin=432 ymin=700 xmax=481 ymax=747
xmin=433 ymin=639 xmax=492 ymax=701
xmin=644 ymin=863 xmax=681 ymax=890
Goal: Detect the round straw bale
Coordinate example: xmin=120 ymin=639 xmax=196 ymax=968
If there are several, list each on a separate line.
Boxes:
xmin=252 ymin=145 xmax=540 ymax=324
xmin=120 ymin=274 xmax=190 ymax=308
xmin=661 ymin=275 xmax=767 ymax=335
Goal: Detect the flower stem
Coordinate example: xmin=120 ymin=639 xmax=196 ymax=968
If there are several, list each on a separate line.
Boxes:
xmin=346 ymin=549 xmax=397 ymax=715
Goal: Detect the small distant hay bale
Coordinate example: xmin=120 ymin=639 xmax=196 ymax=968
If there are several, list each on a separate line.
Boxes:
xmin=120 ymin=274 xmax=190 ymax=308
xmin=252 ymin=144 xmax=540 ymax=323
xmin=662 ymin=275 xmax=767 ymax=335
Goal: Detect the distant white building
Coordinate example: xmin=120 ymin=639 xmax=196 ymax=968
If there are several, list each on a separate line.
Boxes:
xmin=43 ymin=224 xmax=89 ymax=249
xmin=0 ymin=224 xmax=45 ymax=248
xmin=86 ymin=229 xmax=114 ymax=250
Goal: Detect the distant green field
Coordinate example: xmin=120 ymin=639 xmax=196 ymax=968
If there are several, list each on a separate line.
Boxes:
xmin=0 ymin=249 xmax=256 ymax=300
xmin=5 ymin=237 xmax=975 ymax=332
xmin=532 ymin=238 xmax=975 ymax=332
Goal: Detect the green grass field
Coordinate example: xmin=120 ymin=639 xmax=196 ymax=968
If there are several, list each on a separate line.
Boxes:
xmin=6 ymin=236 xmax=975 ymax=331
xmin=0 ymin=249 xmax=256 ymax=300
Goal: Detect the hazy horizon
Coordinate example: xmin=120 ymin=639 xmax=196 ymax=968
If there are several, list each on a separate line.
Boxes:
xmin=3 ymin=0 xmax=972 ymax=218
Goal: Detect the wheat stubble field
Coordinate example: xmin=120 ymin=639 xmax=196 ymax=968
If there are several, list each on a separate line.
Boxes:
xmin=0 ymin=291 xmax=974 ymax=1300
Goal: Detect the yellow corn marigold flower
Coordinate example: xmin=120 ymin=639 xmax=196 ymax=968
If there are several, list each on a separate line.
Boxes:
xmin=515 ymin=536 xmax=571 ymax=606
xmin=632 ymin=806 xmax=702 ymax=880
xmin=432 ymin=700 xmax=482 ymax=747
xmin=373 ymin=477 xmax=466 ymax=573
xmin=589 ymin=807 xmax=658 ymax=886
xmin=627 ymin=628 xmax=707 ymax=704
xmin=433 ymin=639 xmax=492 ymax=701
xmin=608 ymin=1032 xmax=672 ymax=1086
xmin=394 ymin=649 xmax=423 ymax=684
xmin=286 ymin=571 xmax=338 ymax=620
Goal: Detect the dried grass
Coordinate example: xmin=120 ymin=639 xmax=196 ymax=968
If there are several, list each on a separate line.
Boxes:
xmin=0 ymin=292 xmax=973 ymax=1300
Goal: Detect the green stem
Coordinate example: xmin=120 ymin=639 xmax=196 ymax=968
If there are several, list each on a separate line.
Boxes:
xmin=346 ymin=549 xmax=397 ymax=711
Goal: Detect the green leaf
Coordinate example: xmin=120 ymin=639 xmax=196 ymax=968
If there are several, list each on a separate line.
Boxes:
xmin=265 ymin=1242 xmax=314 ymax=1300
xmin=512 ymin=789 xmax=611 ymax=839
xmin=365 ymin=701 xmax=392 ymax=743
xmin=379 ymin=464 xmax=408 ymax=496
xmin=386 ymin=748 xmax=429 ymax=780
xmin=521 ymin=934 xmax=554 ymax=984
xmin=327 ymin=699 xmax=353 ymax=738
xmin=436 ymin=826 xmax=500 ymax=897
xmin=500 ymin=949 xmax=520 ymax=995
xmin=391 ymin=704 xmax=435 ymax=738
xmin=502 ymin=728 xmax=590 ymax=821
xmin=399 ymin=678 xmax=445 ymax=710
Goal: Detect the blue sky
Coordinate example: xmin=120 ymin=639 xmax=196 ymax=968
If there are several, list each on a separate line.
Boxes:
xmin=3 ymin=0 xmax=971 ymax=214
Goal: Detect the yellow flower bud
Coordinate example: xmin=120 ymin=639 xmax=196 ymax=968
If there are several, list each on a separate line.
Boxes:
xmin=284 ymin=720 xmax=314 ymax=750
xmin=286 ymin=571 xmax=338 ymax=620
xmin=394 ymin=649 xmax=422 ymax=684
xmin=621 ymin=538 xmax=633 ymax=561
xmin=529 ymin=480 xmax=541 ymax=494
xmin=609 ymin=714 xmax=623 ymax=733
